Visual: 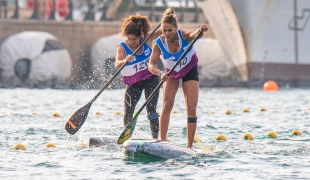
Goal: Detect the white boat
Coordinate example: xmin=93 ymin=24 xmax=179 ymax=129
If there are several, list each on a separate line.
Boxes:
xmin=198 ymin=0 xmax=310 ymax=83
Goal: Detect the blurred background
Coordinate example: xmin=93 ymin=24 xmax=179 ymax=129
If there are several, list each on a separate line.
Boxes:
xmin=0 ymin=0 xmax=309 ymax=89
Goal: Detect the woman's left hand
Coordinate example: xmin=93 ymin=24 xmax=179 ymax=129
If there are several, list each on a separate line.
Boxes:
xmin=198 ymin=24 xmax=208 ymax=32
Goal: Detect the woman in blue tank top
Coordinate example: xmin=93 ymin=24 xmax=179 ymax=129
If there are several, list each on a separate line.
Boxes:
xmin=115 ymin=13 xmax=162 ymax=140
xmin=148 ymin=8 xmax=208 ymax=150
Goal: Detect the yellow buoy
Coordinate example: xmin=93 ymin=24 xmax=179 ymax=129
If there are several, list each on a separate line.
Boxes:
xmin=242 ymin=108 xmax=250 ymax=113
xmin=95 ymin=111 xmax=101 ymax=115
xmin=292 ymin=130 xmax=302 ymax=136
xmin=52 ymin=112 xmax=60 ymax=117
xmin=30 ymin=112 xmax=37 ymax=115
xmin=210 ymin=111 xmax=215 ymax=114
xmin=266 ymin=131 xmax=277 ymax=138
xmin=194 ymin=136 xmax=202 ymax=143
xmin=260 ymin=107 xmax=267 ymax=111
xmin=114 ymin=111 xmax=121 ymax=115
xmin=225 ymin=110 xmax=232 ymax=115
xmin=215 ymin=134 xmax=227 ymax=141
xmin=308 ymin=107 xmax=310 ymax=110
xmin=243 ymin=133 xmax=254 ymax=140
xmin=79 ymin=143 xmax=88 ymax=148
xmin=45 ymin=142 xmax=57 ymax=148
xmin=13 ymin=144 xmax=26 ymax=150
xmin=172 ymin=110 xmax=178 ymax=114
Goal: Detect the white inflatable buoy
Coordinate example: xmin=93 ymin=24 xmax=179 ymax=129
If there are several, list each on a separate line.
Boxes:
xmin=91 ymin=34 xmax=124 ymax=81
xmin=0 ymin=31 xmax=72 ymax=87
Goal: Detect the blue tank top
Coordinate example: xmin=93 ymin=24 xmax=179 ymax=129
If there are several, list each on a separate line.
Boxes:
xmin=154 ymin=29 xmax=198 ymax=80
xmin=119 ymin=40 xmax=153 ymax=85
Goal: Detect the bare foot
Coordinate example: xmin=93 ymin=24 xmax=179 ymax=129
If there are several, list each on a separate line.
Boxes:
xmin=186 ymin=146 xmax=197 ymax=152
xmin=157 ymin=138 xmax=170 ymax=142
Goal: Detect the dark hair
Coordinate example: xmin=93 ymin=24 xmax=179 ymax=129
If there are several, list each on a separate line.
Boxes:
xmin=161 ymin=8 xmax=177 ymax=27
xmin=120 ymin=13 xmax=151 ymax=37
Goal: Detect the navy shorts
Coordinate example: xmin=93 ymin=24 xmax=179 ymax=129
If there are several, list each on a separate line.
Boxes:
xmin=182 ymin=64 xmax=199 ymax=83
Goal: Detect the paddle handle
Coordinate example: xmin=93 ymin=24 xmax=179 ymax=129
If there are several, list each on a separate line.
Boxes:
xmin=90 ymin=23 xmax=162 ymax=104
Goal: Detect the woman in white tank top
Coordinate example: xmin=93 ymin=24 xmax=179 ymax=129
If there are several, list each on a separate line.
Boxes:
xmin=148 ymin=8 xmax=208 ymax=150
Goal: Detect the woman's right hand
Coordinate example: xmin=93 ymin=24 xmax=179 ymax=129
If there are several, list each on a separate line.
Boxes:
xmin=160 ymin=71 xmax=169 ymax=82
xmin=124 ymin=55 xmax=134 ymax=62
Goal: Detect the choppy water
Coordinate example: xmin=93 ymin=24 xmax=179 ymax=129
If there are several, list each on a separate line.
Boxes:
xmin=0 ymin=87 xmax=310 ymax=179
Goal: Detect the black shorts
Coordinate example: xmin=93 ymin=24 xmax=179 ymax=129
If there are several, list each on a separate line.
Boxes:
xmin=182 ymin=64 xmax=199 ymax=83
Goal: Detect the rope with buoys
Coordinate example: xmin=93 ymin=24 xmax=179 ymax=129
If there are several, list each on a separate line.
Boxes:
xmin=243 ymin=130 xmax=302 ymax=140
xmin=193 ymin=130 xmax=303 ymax=149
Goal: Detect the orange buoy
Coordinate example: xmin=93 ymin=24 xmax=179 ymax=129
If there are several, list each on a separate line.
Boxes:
xmin=263 ymin=81 xmax=278 ymax=92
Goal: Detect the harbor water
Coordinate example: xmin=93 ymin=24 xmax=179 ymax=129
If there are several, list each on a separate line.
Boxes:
xmin=0 ymin=87 xmax=310 ymax=179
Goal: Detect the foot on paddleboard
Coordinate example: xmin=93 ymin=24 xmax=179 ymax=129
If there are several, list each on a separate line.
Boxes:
xmin=186 ymin=147 xmax=197 ymax=152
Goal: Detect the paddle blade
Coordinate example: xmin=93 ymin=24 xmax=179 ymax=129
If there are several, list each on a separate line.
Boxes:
xmin=65 ymin=102 xmax=92 ymax=135
xmin=117 ymin=116 xmax=138 ymax=144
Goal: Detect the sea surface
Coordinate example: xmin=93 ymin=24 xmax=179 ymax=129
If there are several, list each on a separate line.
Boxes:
xmin=0 ymin=87 xmax=310 ymax=179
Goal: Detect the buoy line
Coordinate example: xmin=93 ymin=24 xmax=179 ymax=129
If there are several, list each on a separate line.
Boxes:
xmin=11 ymin=130 xmax=303 ymax=151
xmin=242 ymin=130 xmax=302 ymax=141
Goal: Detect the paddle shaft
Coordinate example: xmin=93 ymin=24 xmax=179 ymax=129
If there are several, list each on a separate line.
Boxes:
xmin=90 ymin=23 xmax=161 ymax=104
